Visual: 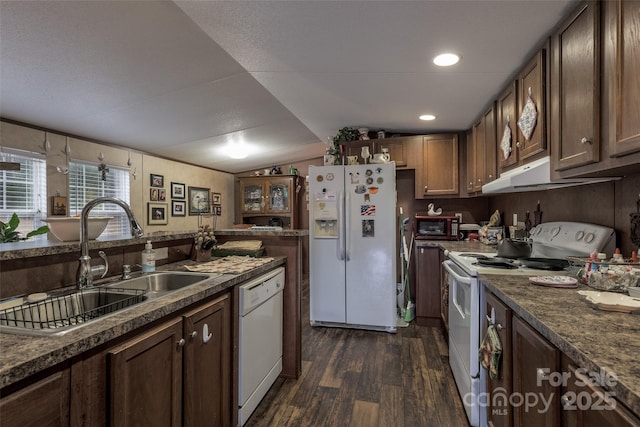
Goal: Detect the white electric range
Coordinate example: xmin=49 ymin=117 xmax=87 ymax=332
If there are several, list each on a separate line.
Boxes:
xmin=443 ymin=221 xmax=616 ymax=427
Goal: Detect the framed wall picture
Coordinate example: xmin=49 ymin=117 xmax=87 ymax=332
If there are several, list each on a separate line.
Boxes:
xmin=148 ymin=202 xmax=168 ymax=225
xmin=150 ymin=188 xmax=159 ymax=201
xmin=51 ymin=196 xmax=67 ymax=216
xmin=150 ymin=174 xmax=164 ymax=188
xmin=188 ymin=186 xmax=211 ymax=215
xmin=158 ymin=188 xmax=166 ymax=201
xmin=212 ymin=192 xmax=221 ymax=205
xmin=171 ymin=182 xmax=185 ymax=199
xmin=172 ymin=200 xmax=186 ymax=217
xmin=215 ymin=206 xmax=222 ymax=216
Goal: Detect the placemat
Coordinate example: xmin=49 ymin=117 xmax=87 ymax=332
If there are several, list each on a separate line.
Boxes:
xmin=184 ymin=256 xmax=274 ymax=275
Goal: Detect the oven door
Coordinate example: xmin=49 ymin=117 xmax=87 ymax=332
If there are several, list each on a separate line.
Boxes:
xmin=444 ymin=260 xmax=481 ymax=426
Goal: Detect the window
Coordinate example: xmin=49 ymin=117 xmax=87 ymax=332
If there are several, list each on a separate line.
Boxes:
xmin=0 ymin=148 xmax=47 ymax=240
xmin=69 ymin=160 xmax=131 ymax=238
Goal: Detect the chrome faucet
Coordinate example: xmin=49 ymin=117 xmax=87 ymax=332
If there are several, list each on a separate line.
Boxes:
xmin=76 ymin=197 xmax=144 ymax=289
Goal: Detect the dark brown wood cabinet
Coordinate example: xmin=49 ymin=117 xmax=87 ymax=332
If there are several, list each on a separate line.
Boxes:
xmin=182 ymin=296 xmax=232 ymax=427
xmin=551 ymin=1 xmax=601 ymax=171
xmin=497 ymin=81 xmax=519 ymax=173
xmin=343 ymin=136 xmax=410 ymax=167
xmin=561 ymin=355 xmax=640 ymax=427
xmin=417 ymin=134 xmax=459 ymax=198
xmin=470 ymin=103 xmax=497 ymax=193
xmin=109 ymin=294 xmax=231 ymax=427
xmin=512 ymin=315 xmax=560 ymax=427
xmin=465 ymin=130 xmax=475 ymax=194
xmin=238 ymin=175 xmax=301 ymax=228
xmin=440 ymin=250 xmax=449 ymax=332
xmin=484 ymin=291 xmax=513 ymax=427
xmin=0 ymin=366 xmax=70 ymax=427
xmin=414 ymin=245 xmax=442 ymax=326
xmin=608 ymin=0 xmax=640 ymax=157
xmin=109 ymin=317 xmax=184 ymax=427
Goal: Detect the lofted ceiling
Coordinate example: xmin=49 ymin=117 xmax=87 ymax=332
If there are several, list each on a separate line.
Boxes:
xmin=0 ymin=0 xmax=577 ymax=174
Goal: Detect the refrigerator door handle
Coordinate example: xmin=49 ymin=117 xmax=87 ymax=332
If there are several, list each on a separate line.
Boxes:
xmin=337 ymin=190 xmax=345 ymax=260
xmin=345 ymin=190 xmax=350 ymax=261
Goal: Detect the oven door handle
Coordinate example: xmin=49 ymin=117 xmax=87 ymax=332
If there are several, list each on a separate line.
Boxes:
xmin=443 ymin=260 xmax=472 ymax=285
xmin=444 ymin=260 xmax=471 ymax=319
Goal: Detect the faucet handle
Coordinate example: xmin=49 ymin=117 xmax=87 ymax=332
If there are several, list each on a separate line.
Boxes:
xmin=96 ymin=250 xmax=109 ymax=279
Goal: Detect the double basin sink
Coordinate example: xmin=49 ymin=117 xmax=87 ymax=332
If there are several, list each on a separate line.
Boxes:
xmin=0 ymin=271 xmax=215 ymax=336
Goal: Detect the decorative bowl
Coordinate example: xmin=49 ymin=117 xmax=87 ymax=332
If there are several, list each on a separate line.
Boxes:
xmin=42 ymin=217 xmax=113 ymax=241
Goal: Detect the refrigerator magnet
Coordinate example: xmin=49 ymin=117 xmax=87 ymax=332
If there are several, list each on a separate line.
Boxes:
xmin=376 ymin=167 xmax=383 ymax=174
xmin=366 ymin=177 xmax=374 ymax=185
xmin=360 ymin=205 xmax=376 ymax=216
xmin=355 ymin=184 xmax=366 ymax=194
xmin=365 ymin=169 xmax=373 ymax=176
xmin=326 ymin=172 xmax=334 ymax=181
xmin=362 ymin=220 xmax=375 ymax=237
xmin=377 ymin=177 xmax=384 ymax=184
xmin=364 ymin=194 xmax=370 ymax=202
xmin=316 ymin=175 xmax=323 ymax=182
xmin=349 ymin=172 xmax=360 ymax=184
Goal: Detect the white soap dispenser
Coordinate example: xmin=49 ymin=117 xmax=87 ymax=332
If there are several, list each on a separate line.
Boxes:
xmin=141 ymin=240 xmax=156 ymax=273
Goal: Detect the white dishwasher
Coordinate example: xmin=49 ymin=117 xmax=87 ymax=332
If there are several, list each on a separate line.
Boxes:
xmin=238 ymin=267 xmax=285 ymax=426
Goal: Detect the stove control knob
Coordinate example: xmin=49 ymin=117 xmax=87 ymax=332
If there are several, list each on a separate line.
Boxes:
xmin=585 ymin=232 xmax=595 ymax=243
xmin=551 ymin=226 xmax=561 ymax=237
xmin=444 ymin=249 xmax=449 ymax=257
xmin=575 ymin=231 xmax=585 ymax=241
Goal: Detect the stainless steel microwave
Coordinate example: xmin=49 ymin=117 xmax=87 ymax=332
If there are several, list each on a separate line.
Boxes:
xmin=414 ymin=215 xmax=460 ymax=240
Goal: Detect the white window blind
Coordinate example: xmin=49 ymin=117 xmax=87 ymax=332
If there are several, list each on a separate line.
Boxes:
xmin=0 ymin=148 xmax=47 ymax=240
xmin=69 ymin=160 xmax=131 ymax=238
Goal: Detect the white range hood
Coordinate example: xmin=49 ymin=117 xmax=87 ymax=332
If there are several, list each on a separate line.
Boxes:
xmin=481 ymin=156 xmax=617 ymax=194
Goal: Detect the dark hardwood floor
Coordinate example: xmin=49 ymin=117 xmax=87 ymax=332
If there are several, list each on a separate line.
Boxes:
xmin=245 ymin=279 xmax=470 ymax=427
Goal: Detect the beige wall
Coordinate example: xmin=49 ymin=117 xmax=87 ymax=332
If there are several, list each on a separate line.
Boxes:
xmin=1 ymin=121 xmax=235 ymax=234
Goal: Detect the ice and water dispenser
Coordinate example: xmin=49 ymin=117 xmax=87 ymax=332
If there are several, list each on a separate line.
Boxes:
xmin=312 ymin=191 xmax=338 ymax=238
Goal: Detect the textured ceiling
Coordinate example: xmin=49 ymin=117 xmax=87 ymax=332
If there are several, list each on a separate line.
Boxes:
xmin=0 ymin=0 xmax=577 ymax=173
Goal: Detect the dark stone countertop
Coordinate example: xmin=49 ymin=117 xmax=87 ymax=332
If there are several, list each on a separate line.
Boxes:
xmin=0 ymin=256 xmax=286 ymax=389
xmin=215 ymin=229 xmax=309 ymax=237
xmin=482 ymin=274 xmax=640 ymax=416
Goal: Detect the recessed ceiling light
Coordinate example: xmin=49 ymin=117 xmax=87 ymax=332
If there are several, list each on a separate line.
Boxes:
xmin=433 ymin=53 xmax=460 ymax=67
xmin=419 ymin=114 xmax=436 ymax=121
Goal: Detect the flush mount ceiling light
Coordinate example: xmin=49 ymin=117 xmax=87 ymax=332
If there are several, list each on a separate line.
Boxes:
xmin=433 ymin=53 xmax=460 ymax=67
xmin=225 ymin=140 xmax=249 ymax=159
xmin=419 ymin=114 xmax=436 ymax=121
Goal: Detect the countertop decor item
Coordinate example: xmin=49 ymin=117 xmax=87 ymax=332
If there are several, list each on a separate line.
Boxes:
xmin=41 ymin=216 xmax=110 ymax=242
xmin=529 ymin=276 xmax=578 ymax=288
xmin=578 ymin=290 xmax=640 ymax=313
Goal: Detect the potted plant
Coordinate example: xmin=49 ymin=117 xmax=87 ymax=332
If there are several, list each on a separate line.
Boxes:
xmin=0 ymin=213 xmax=49 ymax=243
xmin=327 ymin=127 xmax=359 ymax=165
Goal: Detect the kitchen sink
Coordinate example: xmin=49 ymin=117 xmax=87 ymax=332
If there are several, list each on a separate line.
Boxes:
xmin=105 ymin=271 xmax=215 ymax=297
xmin=0 ymin=287 xmax=147 ymax=336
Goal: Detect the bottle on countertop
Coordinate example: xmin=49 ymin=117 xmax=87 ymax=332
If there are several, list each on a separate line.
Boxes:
xmin=141 ymin=240 xmax=156 ymax=273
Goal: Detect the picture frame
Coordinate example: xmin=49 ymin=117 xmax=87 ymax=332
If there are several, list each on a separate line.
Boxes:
xmin=212 ymin=192 xmax=221 ymax=205
xmin=51 ymin=196 xmax=67 ymax=216
xmin=171 ymin=182 xmax=185 ymax=199
xmin=148 ymin=202 xmax=168 ymax=225
xmin=188 ymin=186 xmax=211 ymax=215
xmin=171 ymin=200 xmax=186 ymax=217
xmin=215 ymin=206 xmax=222 ymax=216
xmin=150 ymin=174 xmax=164 ymax=188
xmin=158 ymin=188 xmax=166 ymax=201
xmin=150 ymin=188 xmax=159 ymax=201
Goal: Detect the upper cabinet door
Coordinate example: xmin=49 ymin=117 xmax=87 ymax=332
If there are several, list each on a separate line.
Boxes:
xmin=240 ymin=181 xmax=265 ymax=214
xmin=419 ymin=134 xmax=459 ymax=197
xmin=551 ymin=1 xmax=600 ymax=171
xmin=517 ymin=49 xmax=547 ymax=161
xmin=266 ymin=178 xmax=293 ymax=214
xmin=482 ymin=102 xmax=497 ymax=186
xmin=497 ymin=81 xmax=519 ymax=171
xmin=609 ymin=0 xmax=640 ymax=156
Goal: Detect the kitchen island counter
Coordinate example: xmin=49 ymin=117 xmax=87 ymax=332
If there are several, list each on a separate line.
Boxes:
xmin=0 ymin=256 xmax=286 ymax=389
xmin=482 ymin=274 xmax=640 ymax=416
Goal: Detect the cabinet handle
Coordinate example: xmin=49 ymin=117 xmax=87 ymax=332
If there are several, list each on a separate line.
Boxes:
xmin=190 ymin=331 xmax=198 ymax=339
xmin=477 ymin=179 xmax=482 ymax=183
xmin=581 ymin=137 xmax=592 ymax=145
xmin=516 ymin=142 xmax=521 ymax=148
xmin=561 ymin=393 xmax=572 ymax=409
xmin=423 ymin=185 xmax=428 ymax=193
xmin=488 ymin=174 xmax=493 ymax=179
xmin=177 ymin=338 xmax=186 ymax=348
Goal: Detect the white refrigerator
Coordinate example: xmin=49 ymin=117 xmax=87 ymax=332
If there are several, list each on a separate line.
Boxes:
xmin=308 ymin=163 xmax=397 ymax=332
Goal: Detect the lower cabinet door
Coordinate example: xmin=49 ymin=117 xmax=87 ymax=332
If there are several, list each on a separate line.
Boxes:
xmin=0 ymin=367 xmax=70 ymax=427
xmin=109 ymin=317 xmax=183 ymax=427
xmin=182 ymin=295 xmax=231 ymax=427
xmin=512 ymin=315 xmax=560 ymax=427
xmin=485 ymin=291 xmax=512 ymax=427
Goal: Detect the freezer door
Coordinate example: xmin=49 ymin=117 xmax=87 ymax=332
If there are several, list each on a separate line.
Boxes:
xmin=309 ymin=165 xmax=347 ymax=323
xmin=344 ymin=163 xmax=397 ymax=328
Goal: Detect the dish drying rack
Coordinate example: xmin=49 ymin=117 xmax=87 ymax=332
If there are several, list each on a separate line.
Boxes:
xmin=566 ymin=256 xmax=640 ymax=293
xmin=0 ymin=288 xmax=146 ymax=330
